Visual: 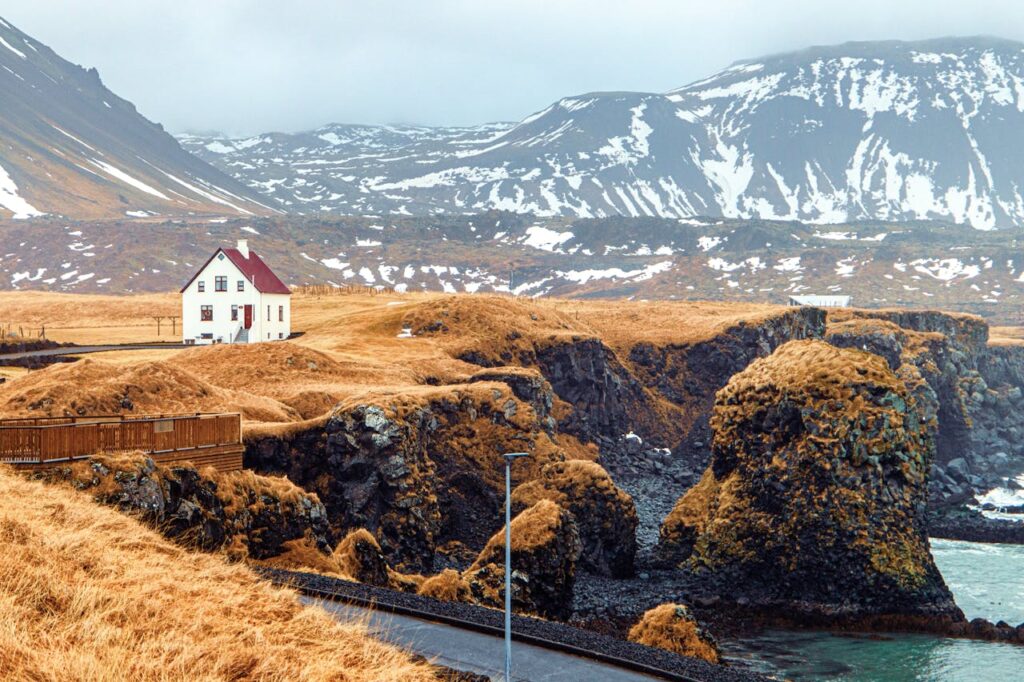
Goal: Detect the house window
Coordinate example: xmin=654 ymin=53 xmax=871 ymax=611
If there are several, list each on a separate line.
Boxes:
xmin=215 ymin=276 xmax=227 ymax=292
xmin=197 ymin=281 xmax=205 ymax=292
xmin=237 ymin=280 xmax=245 ymax=291
xmin=278 ymin=305 xmax=284 ymax=322
xmin=201 ymin=305 xmax=213 ymax=321
xmin=267 ymin=305 xmax=271 ymax=321
xmin=231 ymin=305 xmax=238 ymax=321
xmin=279 ymin=333 xmax=284 ymax=339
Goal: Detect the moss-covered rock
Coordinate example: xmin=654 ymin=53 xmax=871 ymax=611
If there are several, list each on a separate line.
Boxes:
xmin=513 ymin=459 xmax=637 ymax=577
xmin=246 ymin=382 xmax=572 ymax=573
xmin=658 ymin=340 xmax=960 ymax=621
xmin=627 ymin=603 xmax=720 ymax=664
xmin=464 ymin=499 xmax=581 ymax=619
xmin=333 ymin=528 xmax=392 ymax=587
xmin=36 ymin=454 xmax=331 ymax=562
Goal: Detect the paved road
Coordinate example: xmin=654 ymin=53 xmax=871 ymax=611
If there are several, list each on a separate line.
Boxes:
xmin=0 ymin=343 xmax=186 ymax=361
xmin=308 ymin=597 xmax=666 ymax=682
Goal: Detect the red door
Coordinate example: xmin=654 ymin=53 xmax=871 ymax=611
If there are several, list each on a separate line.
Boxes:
xmin=243 ymin=305 xmax=253 ymax=329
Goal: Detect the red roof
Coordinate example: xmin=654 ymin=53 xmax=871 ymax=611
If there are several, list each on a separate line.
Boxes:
xmin=179 ymin=248 xmax=291 ymax=294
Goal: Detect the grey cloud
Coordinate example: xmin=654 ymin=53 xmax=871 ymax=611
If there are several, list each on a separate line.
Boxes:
xmin=5 ymin=0 xmax=1024 ymax=135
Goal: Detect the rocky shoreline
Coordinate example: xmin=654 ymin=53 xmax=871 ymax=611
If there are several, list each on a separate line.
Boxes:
xmin=928 ymin=506 xmax=1024 ymax=544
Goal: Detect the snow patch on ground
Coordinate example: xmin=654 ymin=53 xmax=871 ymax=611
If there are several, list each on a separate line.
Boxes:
xmin=89 ymin=159 xmax=169 ymax=199
xmin=521 ymin=225 xmax=574 ymax=252
xmin=0 ymin=163 xmax=43 ymax=219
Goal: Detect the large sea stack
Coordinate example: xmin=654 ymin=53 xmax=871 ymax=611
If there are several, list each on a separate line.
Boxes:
xmin=658 ymin=339 xmax=961 ymax=624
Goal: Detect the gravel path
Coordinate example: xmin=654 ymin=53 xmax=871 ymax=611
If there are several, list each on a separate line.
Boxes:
xmin=260 ymin=568 xmax=769 ymax=682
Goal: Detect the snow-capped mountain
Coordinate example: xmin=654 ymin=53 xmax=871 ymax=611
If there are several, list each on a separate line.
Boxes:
xmin=183 ymin=37 xmax=1024 ymax=228
xmin=0 ymin=16 xmax=274 ymax=220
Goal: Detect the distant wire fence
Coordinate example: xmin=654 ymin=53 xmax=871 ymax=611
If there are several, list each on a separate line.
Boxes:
xmin=1 ymin=317 xmax=182 ymax=341
xmin=0 ymin=322 xmax=48 ymax=340
xmin=294 ymin=284 xmax=399 ymax=297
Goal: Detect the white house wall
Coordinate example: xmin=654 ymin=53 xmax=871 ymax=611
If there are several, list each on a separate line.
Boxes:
xmin=254 ymin=292 xmax=291 ymax=342
xmin=181 ymin=252 xmax=290 ymax=344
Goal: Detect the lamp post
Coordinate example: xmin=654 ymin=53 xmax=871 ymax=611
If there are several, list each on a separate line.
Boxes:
xmin=502 ymin=452 xmax=529 ymax=682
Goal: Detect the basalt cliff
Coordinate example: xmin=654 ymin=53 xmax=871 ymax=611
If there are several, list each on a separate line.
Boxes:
xmin=237 ymin=296 xmax=1024 ymax=636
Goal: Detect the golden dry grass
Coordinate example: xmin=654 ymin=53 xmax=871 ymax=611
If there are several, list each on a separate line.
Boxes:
xmin=0 ymin=291 xmax=904 ymax=434
xmin=0 ymin=465 xmax=438 ymax=681
xmin=0 ymin=366 xmax=28 ymax=382
xmin=417 ymin=569 xmax=472 ymax=603
xmin=990 ymin=326 xmax=1024 ymax=347
xmin=627 ymin=603 xmax=720 ymax=664
xmin=0 ymin=291 xmax=179 ymax=343
xmin=471 ymin=499 xmax=562 ymax=566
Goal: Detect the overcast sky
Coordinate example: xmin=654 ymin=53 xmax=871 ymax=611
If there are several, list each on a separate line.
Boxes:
xmin=4 ymin=1 xmax=1024 ymax=136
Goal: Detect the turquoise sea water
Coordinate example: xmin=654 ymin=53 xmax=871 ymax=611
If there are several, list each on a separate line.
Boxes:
xmin=721 ymin=539 xmax=1024 ymax=681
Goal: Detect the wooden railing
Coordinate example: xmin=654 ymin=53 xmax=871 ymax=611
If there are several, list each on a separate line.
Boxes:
xmin=0 ymin=413 xmax=242 ymax=465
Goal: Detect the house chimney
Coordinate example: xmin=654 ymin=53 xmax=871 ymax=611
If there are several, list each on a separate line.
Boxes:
xmin=237 ymin=239 xmax=249 ymax=258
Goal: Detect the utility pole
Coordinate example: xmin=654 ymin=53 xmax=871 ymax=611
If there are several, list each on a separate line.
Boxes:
xmin=153 ymin=316 xmax=165 ymax=336
xmin=502 ymin=452 xmax=529 ymax=682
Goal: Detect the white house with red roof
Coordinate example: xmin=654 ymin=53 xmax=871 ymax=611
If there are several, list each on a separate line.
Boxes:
xmin=180 ymin=239 xmax=291 ymax=345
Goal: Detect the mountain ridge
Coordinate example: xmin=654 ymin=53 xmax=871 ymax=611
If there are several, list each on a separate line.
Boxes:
xmin=0 ymin=15 xmax=275 ymax=220
xmin=183 ymin=36 xmax=1024 ymax=229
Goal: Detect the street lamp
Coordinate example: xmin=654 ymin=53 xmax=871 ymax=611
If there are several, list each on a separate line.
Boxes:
xmin=502 ymin=451 xmax=529 ymax=682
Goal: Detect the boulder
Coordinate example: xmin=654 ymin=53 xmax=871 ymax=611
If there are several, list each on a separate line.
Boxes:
xmin=512 ymin=459 xmax=637 ymax=577
xmin=658 ymin=340 xmax=960 ymax=622
xmin=627 ymin=603 xmax=720 ymax=664
xmin=333 ymin=528 xmax=392 ymax=587
xmin=946 ymin=457 xmax=971 ymax=482
xmin=463 ymin=499 xmax=581 ymax=620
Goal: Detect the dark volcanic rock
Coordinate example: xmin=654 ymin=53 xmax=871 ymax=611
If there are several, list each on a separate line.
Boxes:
xmin=658 ymin=340 xmax=962 ymax=623
xmin=825 ymin=310 xmax=1024 ymax=510
xmin=513 ymin=459 xmax=638 ymax=577
xmin=928 ymin=506 xmax=1024 ymax=544
xmin=464 ymin=499 xmax=582 ymax=620
xmin=245 ymin=382 xmax=570 ymax=573
xmin=35 ymin=454 xmax=331 ymax=560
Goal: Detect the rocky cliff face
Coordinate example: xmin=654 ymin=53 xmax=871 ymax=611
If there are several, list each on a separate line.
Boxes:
xmin=36 ymin=454 xmax=331 ymax=561
xmin=826 ymin=310 xmax=1024 ymax=507
xmin=658 ymin=341 xmax=961 ymax=623
xmin=513 ymin=459 xmax=638 ymax=577
xmin=246 ymin=381 xmax=572 ymax=572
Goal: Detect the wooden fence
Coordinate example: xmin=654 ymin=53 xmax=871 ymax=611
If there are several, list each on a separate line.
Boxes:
xmin=0 ymin=413 xmax=243 ymax=470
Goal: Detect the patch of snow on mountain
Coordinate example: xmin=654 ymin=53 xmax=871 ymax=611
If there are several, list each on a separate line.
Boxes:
xmin=835 ymin=257 xmax=857 ymax=277
xmin=774 ymin=257 xmax=802 ymax=272
xmin=321 ymin=258 xmax=349 ymax=270
xmin=708 ymin=256 xmax=764 ymax=272
xmin=698 ymin=236 xmax=723 ymax=251
xmin=521 ymin=225 xmax=574 ymax=252
xmin=910 ymin=258 xmax=980 ymax=281
xmin=88 ymin=159 xmax=169 ymax=199
xmin=560 ymin=260 xmax=672 ymax=284
xmin=0 ymin=35 xmax=26 ymax=59
xmin=0 ymin=163 xmax=43 ymax=219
